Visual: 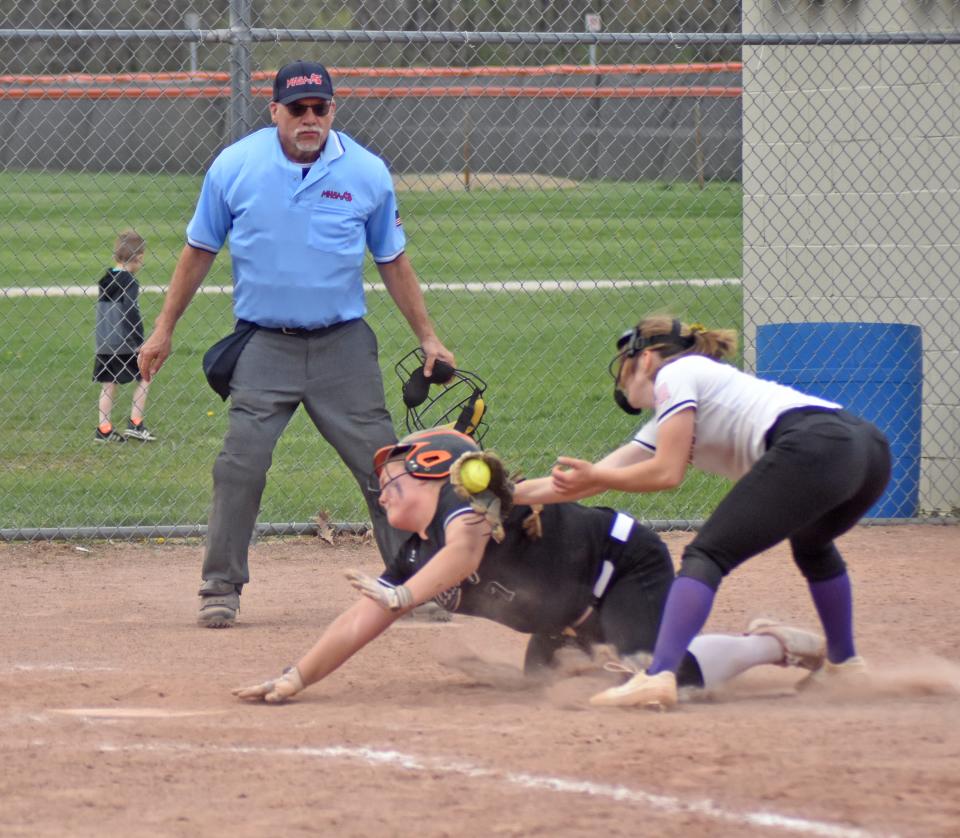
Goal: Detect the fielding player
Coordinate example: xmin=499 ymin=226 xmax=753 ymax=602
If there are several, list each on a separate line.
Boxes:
xmin=514 ymin=316 xmax=891 ymax=710
xmin=234 ymin=428 xmax=824 ymax=704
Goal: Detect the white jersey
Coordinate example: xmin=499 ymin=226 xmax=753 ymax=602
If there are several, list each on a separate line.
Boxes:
xmin=632 ymin=355 xmax=840 ymax=480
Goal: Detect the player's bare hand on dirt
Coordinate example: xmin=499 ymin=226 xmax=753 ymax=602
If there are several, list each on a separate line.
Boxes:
xmin=232 ymin=666 xmax=304 ymax=703
xmin=551 ymin=456 xmax=597 ymax=495
xmin=345 ymin=569 xmax=414 ymax=612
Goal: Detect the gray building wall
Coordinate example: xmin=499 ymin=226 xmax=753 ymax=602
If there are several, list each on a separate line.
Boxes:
xmin=0 ymin=72 xmax=742 ymax=182
xmin=742 ymin=1 xmax=960 ymax=514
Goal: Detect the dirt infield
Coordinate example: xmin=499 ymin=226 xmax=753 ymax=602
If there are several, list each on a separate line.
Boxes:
xmin=2 ymin=524 xmax=959 ymax=837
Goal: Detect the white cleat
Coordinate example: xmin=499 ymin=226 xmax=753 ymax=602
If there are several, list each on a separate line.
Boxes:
xmin=589 ymin=670 xmax=678 ymax=710
xmin=747 ymin=618 xmax=826 ymax=671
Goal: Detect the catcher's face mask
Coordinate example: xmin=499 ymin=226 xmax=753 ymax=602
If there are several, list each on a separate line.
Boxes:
xmin=394 ymin=348 xmax=488 ymax=441
xmin=609 ymin=329 xmax=645 ymax=415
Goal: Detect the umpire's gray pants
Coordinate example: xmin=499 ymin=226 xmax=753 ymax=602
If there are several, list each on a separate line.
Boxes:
xmin=200 ymin=319 xmax=405 ymax=591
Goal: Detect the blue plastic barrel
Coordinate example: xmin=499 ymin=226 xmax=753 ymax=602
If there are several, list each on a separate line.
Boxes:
xmin=756 ymin=322 xmax=922 ymax=518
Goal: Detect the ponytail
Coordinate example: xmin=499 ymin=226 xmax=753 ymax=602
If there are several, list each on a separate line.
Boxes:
xmin=686 ymin=322 xmax=738 ymax=360
xmin=625 ymin=315 xmax=738 ymax=362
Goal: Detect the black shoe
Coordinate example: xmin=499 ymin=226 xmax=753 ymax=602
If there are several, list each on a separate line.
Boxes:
xmin=95 ymin=426 xmax=126 ymax=443
xmin=123 ymin=420 xmax=157 ymax=441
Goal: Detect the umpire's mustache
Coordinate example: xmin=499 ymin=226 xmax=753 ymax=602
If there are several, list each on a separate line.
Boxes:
xmin=293 ymin=128 xmax=323 ymax=150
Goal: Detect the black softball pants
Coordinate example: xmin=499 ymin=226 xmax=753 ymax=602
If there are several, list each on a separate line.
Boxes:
xmin=679 ymin=408 xmax=892 ymax=590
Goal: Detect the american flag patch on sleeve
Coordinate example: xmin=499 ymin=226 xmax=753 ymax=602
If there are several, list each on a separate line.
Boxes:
xmin=395 ymin=210 xmax=403 ymax=227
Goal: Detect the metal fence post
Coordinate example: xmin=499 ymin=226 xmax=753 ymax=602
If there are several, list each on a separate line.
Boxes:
xmin=229 ymin=0 xmax=254 ymax=142
xmin=185 ymin=12 xmax=200 ymax=73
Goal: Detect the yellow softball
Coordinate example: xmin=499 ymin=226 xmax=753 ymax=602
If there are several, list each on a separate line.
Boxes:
xmin=459 ymin=457 xmax=491 ymax=493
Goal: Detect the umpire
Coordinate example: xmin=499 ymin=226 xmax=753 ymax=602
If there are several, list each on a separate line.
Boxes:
xmin=138 ymin=59 xmax=454 ymax=628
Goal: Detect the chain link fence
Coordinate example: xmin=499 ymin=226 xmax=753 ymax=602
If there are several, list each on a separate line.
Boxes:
xmin=1 ymin=0 xmax=957 ymax=539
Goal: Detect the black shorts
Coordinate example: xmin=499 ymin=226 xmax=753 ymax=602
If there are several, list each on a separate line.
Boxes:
xmin=93 ymin=353 xmax=141 ymax=384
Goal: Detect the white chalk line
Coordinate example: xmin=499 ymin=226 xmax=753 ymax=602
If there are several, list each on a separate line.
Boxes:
xmin=83 ymin=739 xmax=886 ymax=838
xmin=6 ymin=663 xmax=118 ymax=673
xmin=52 ymin=708 xmax=226 ymax=719
xmin=2 ymin=278 xmax=740 ymax=299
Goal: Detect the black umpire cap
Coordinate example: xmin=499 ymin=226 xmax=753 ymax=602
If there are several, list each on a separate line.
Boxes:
xmin=273 ymin=60 xmax=334 ymax=104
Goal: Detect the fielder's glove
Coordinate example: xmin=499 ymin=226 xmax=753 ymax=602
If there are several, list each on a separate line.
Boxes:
xmin=449 ymin=451 xmax=514 ymax=543
xmin=345 ymin=569 xmax=414 ymax=612
xmin=232 ymin=665 xmax=305 ymax=704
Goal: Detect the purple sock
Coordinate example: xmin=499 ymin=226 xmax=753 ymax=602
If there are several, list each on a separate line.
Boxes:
xmin=809 ymin=573 xmax=856 ymax=663
xmin=647 ymin=577 xmax=716 ymax=676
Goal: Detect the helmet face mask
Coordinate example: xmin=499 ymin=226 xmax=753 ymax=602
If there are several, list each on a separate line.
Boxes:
xmin=609 ymin=335 xmax=645 ymax=416
xmin=609 ymin=319 xmax=692 ymax=416
xmin=394 ymin=348 xmax=488 ymax=442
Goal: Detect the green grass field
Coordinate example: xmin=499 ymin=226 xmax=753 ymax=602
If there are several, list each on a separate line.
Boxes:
xmin=0 ymin=172 xmax=741 ymax=533
xmin=0 ymin=171 xmax=740 ymax=287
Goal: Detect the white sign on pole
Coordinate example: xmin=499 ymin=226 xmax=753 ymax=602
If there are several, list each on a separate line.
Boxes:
xmin=584 ymin=14 xmax=602 ymax=67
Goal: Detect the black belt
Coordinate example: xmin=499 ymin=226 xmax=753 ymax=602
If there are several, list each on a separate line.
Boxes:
xmin=239 ymin=317 xmax=357 ymax=338
xmin=563 ymin=512 xmax=635 ymax=636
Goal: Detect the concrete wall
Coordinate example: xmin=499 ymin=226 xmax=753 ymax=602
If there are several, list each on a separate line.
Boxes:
xmin=0 ymin=72 xmax=742 ymax=182
xmin=742 ymin=1 xmax=960 ymax=514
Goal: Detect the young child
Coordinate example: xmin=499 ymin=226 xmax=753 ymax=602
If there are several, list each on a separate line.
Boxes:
xmin=93 ymin=229 xmax=157 ymax=442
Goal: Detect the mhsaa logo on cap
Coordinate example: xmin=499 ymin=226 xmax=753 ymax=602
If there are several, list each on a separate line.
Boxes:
xmin=287 ymin=73 xmax=327 ymax=89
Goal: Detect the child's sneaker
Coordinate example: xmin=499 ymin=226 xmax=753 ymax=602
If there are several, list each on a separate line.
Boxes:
xmin=95 ymin=425 xmax=126 ymax=443
xmin=124 ymin=420 xmax=157 ymax=441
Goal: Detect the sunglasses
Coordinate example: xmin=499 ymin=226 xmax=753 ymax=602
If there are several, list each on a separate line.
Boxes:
xmin=285 ymin=101 xmax=331 ymax=118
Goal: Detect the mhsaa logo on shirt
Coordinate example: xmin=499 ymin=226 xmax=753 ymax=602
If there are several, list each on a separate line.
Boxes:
xmin=321 ymin=189 xmax=352 ymax=202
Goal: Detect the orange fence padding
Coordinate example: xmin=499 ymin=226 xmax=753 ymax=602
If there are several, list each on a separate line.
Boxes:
xmin=0 ymin=63 xmax=742 ymax=86
xmin=1 ymin=84 xmax=742 ymax=100
xmin=0 ymin=63 xmax=742 ymax=101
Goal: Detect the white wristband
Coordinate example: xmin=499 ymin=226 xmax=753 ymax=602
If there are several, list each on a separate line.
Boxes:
xmin=392 ymin=585 xmax=414 ymax=611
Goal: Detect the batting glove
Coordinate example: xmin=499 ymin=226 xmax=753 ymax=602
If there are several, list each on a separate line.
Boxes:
xmin=345 ymin=569 xmax=414 ymax=612
xmin=232 ymin=665 xmax=305 ymax=704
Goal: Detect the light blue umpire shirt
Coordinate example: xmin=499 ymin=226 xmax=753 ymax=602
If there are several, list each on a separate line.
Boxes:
xmin=186 ymin=127 xmax=406 ymax=329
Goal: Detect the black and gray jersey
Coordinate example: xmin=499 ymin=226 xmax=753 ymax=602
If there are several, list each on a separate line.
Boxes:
xmin=95 ymin=268 xmax=144 ymax=353
xmin=382 ymin=483 xmax=620 ymax=634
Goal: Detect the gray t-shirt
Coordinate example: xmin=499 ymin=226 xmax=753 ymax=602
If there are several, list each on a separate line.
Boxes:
xmin=95 ymin=269 xmax=144 ymax=354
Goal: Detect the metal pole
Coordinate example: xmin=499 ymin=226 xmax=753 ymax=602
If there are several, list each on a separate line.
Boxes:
xmin=462 ymin=99 xmax=471 ymax=192
xmin=228 ymin=0 xmax=254 ymax=142
xmin=585 ymin=12 xmax=602 ymax=182
xmin=693 ymin=100 xmax=705 ymax=189
xmin=2 ymin=516 xmax=944 ymax=541
xmin=185 ymin=12 xmax=200 ymax=72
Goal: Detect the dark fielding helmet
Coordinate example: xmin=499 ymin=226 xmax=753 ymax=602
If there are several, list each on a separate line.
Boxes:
xmin=373 ymin=427 xmax=481 ymax=482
